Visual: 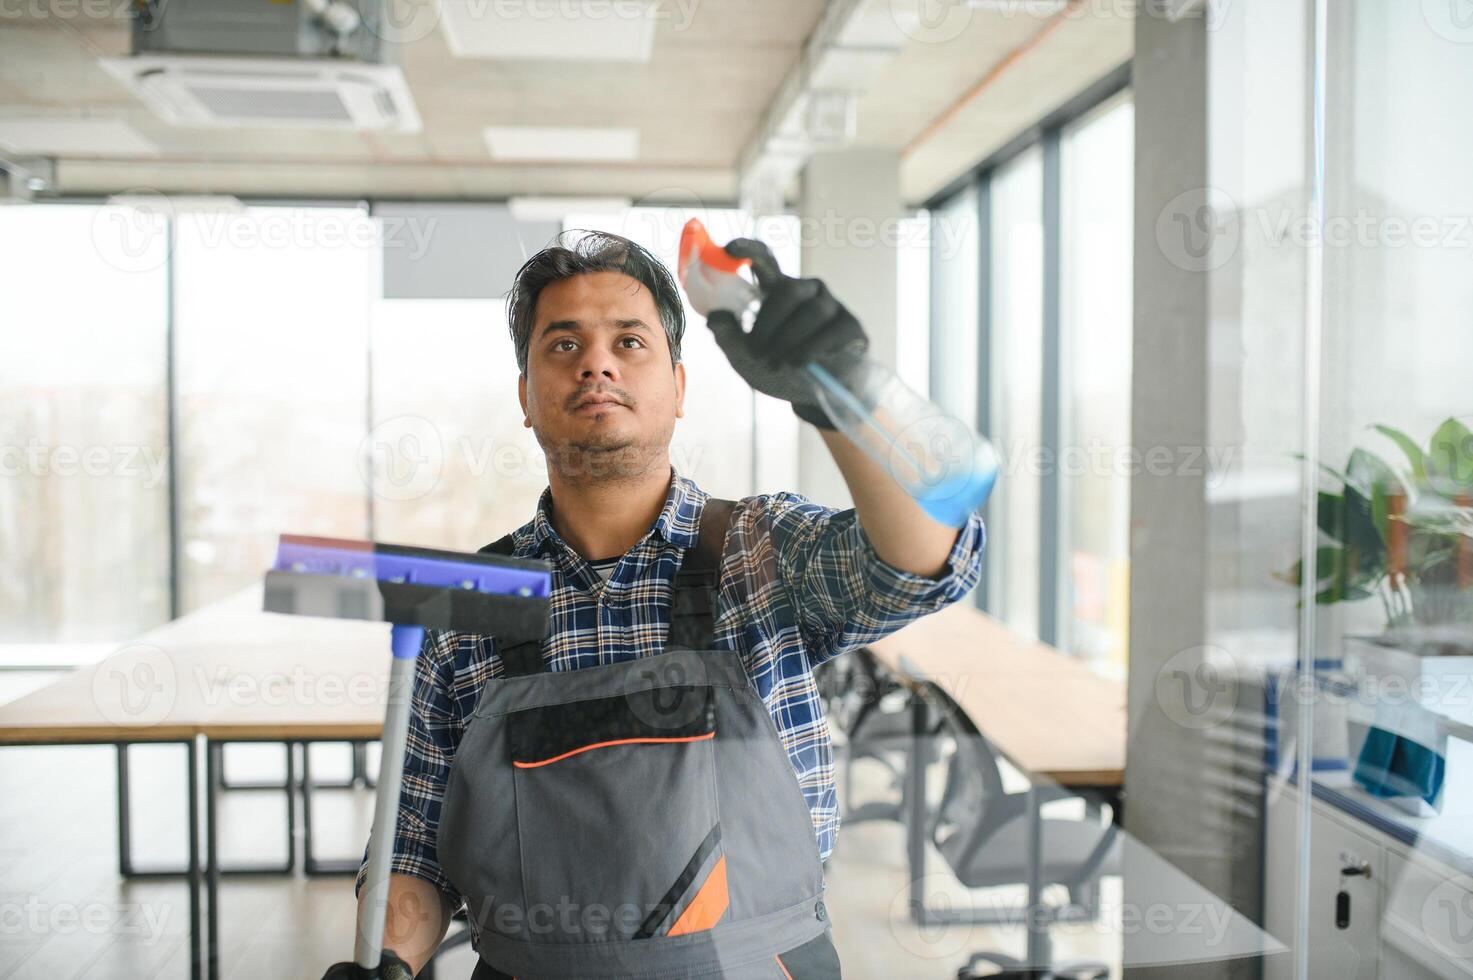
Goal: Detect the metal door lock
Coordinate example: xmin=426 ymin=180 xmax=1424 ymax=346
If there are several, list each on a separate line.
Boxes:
xmin=1335 ymin=852 xmax=1371 ymax=929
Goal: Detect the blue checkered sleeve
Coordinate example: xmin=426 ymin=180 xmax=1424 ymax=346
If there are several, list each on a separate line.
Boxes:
xmin=355 ymin=628 xmax=465 ymax=911
xmin=760 ymin=491 xmax=987 ymax=667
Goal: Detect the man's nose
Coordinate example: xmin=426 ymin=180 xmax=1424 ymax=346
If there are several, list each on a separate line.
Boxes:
xmin=576 ymin=345 xmax=620 ymax=381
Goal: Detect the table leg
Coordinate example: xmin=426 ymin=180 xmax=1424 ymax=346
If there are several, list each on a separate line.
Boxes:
xmin=907 ymin=688 xmax=928 ymax=926
xmin=205 ymin=739 xmax=220 ymax=980
xmin=285 ymin=741 xmax=298 ymax=871
xmin=118 ymin=740 xmax=294 ymax=878
xmin=187 ymin=738 xmax=204 ymax=980
xmin=1024 ymin=782 xmax=1052 ymax=978
xmin=116 ymin=744 xmax=133 ymax=875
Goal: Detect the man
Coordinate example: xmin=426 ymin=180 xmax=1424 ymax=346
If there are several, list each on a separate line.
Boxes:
xmin=326 ymin=229 xmax=985 ymax=978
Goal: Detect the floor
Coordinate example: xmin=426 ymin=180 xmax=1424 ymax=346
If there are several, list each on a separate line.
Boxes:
xmin=0 ymin=682 xmax=1123 ymax=979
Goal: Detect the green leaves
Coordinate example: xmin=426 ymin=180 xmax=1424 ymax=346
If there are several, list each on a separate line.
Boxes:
xmin=1282 ymin=417 xmax=1473 ymax=628
xmin=1312 ymin=449 xmax=1398 ymax=598
xmin=1372 ymin=424 xmax=1428 ymax=489
xmin=1427 ymin=417 xmax=1473 ymax=499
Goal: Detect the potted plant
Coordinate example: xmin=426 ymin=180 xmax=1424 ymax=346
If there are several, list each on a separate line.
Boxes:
xmin=1279 ymin=416 xmax=1473 ymax=655
xmin=1275 ymin=418 xmax=1473 ymax=809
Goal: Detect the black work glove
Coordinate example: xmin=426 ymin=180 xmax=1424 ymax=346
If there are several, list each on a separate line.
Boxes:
xmin=707 ymin=238 xmax=868 ymax=430
xmin=320 ymin=950 xmax=414 ymax=980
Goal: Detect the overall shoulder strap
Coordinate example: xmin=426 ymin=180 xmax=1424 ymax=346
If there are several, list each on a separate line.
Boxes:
xmin=480 ymin=532 xmax=517 ymax=557
xmin=678 ymin=497 xmax=736 ymax=580
xmin=666 ymin=497 xmax=737 ymax=652
xmin=480 ymin=532 xmax=546 ymax=678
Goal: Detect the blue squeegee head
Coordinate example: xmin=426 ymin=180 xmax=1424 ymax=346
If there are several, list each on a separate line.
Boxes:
xmin=264 ymin=535 xmax=553 ymax=642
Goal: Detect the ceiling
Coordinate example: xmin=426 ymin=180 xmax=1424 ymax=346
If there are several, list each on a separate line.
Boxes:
xmin=0 ymin=0 xmax=1132 ymax=206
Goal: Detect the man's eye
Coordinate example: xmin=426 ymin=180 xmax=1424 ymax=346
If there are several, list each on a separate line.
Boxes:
xmin=553 ymin=339 xmax=576 ymax=352
xmin=620 ymin=336 xmax=644 ymax=349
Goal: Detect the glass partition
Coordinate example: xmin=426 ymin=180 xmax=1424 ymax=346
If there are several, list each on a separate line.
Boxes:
xmin=1299 ymin=4 xmax=1473 ymax=976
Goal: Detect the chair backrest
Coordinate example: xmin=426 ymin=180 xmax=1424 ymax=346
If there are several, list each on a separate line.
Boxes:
xmin=925 ymin=681 xmax=1012 ymax=872
xmin=825 ymin=647 xmax=901 ymax=738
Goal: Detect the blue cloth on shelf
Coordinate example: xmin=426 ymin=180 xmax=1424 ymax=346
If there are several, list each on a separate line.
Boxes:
xmin=1353 ymin=725 xmax=1446 ymax=807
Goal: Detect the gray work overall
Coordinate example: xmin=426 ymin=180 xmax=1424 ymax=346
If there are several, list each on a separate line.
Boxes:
xmin=439 ymin=499 xmax=843 ymax=979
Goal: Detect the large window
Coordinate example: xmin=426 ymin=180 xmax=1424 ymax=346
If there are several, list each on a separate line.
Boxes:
xmin=928 ymin=78 xmax=1134 ymax=669
xmin=988 ymin=148 xmax=1045 ymax=640
xmin=1 ymin=200 xmax=791 ymax=664
xmin=173 ymin=206 xmax=375 ymax=613
xmin=0 ymin=203 xmax=170 ymax=664
xmin=927 ymin=187 xmax=980 ymax=426
xmin=895 ymin=212 xmax=931 ymax=398
xmin=1059 ymin=95 xmax=1134 ymax=673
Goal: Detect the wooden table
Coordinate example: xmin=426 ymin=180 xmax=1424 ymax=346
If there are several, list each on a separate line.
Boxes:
xmin=0 ymin=587 xmax=390 ymax=745
xmin=867 ymin=600 xmax=1125 ymax=786
xmin=863 ymin=601 xmax=1126 ymax=976
xmin=0 ymin=586 xmax=393 ymax=980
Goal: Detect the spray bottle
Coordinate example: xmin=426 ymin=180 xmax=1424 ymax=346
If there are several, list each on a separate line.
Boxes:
xmin=677 ymin=218 xmax=998 ymax=528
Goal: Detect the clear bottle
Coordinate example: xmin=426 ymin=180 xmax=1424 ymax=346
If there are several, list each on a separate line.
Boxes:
xmin=805 ymin=349 xmax=998 ymax=528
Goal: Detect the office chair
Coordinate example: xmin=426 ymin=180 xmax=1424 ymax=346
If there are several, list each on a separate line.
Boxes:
xmin=824 ymin=649 xmax=942 ymax=823
xmin=924 ymin=683 xmax=1119 ymax=980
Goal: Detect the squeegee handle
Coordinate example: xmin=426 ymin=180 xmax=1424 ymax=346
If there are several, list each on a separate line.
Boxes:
xmin=355 ymin=624 xmax=425 ymax=974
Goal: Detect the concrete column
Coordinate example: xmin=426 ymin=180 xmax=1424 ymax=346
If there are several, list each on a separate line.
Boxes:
xmin=1126 ymin=9 xmax=1267 ymax=980
xmin=795 ymin=147 xmax=902 ymax=507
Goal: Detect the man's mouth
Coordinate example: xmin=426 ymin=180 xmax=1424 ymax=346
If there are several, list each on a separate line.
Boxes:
xmin=574 ymin=396 xmax=626 ymax=413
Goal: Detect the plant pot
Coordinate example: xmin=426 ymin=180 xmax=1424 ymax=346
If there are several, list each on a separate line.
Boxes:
xmin=1378 ymin=620 xmax=1473 ymax=658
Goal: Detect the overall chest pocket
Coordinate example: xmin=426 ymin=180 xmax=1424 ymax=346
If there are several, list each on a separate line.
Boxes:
xmin=507 ymin=685 xmax=727 ymax=944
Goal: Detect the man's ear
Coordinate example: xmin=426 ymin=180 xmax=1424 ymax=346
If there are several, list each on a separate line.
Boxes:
xmin=674 ymin=361 xmax=686 ymax=419
xmin=518 ymin=372 xmax=530 ymax=428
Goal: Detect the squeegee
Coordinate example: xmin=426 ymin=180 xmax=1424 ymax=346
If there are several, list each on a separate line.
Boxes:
xmin=263 ymin=534 xmax=553 ymax=977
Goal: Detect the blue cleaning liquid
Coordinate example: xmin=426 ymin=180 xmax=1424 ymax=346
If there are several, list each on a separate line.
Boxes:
xmin=806 ymin=360 xmax=998 ymax=527
xmin=914 ymin=467 xmax=998 ymax=528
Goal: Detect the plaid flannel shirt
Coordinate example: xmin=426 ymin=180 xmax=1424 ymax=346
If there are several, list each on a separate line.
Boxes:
xmin=356 ymin=464 xmax=986 ymax=909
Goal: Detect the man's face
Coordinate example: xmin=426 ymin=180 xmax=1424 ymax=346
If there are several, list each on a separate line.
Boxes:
xmin=519 ymin=270 xmax=685 ymax=479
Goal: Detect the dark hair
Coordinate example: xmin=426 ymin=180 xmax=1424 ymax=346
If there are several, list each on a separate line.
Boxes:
xmin=506 ymin=229 xmax=685 ymax=376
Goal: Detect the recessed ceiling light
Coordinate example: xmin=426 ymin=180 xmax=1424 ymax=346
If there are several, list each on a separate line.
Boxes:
xmin=484 ymin=126 xmax=639 ymax=162
xmin=439 ymin=0 xmax=659 ymax=61
xmin=509 ymin=195 xmax=632 ymax=222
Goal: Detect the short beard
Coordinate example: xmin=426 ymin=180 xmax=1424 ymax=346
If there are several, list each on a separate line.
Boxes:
xmin=543 ymin=437 xmax=662 ymax=485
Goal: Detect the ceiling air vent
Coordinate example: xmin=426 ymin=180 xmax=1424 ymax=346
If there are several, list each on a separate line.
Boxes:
xmin=99 ymin=55 xmax=421 ymax=133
